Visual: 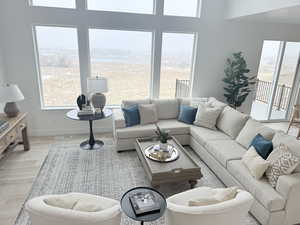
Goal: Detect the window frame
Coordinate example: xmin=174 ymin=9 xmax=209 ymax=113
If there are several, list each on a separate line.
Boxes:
xmin=30 ymin=0 xmax=201 ymax=109
xmin=32 ymin=24 xmax=82 ymax=109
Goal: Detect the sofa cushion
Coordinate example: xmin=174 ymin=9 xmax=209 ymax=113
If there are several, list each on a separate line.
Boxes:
xmin=250 ymin=134 xmax=273 ymax=160
xmin=236 ymin=119 xmax=275 ymax=148
xmin=194 ymin=103 xmax=222 ymax=130
xmin=272 ymin=131 xmax=300 ymax=173
xmin=178 ymin=105 xmax=197 ymax=124
xmin=138 ymin=104 xmax=158 ymax=125
xmin=190 ymin=126 xmax=231 ymax=146
xmin=116 ymin=124 xmax=156 ymax=139
xmin=178 ymin=97 xmax=209 ymax=107
xmin=242 ymin=146 xmax=270 ymax=180
xmin=122 ymin=105 xmax=140 ymax=127
xmin=227 ymin=160 xmax=286 ymax=212
xmin=152 ymin=99 xmax=179 ymax=119
xmin=156 ymin=120 xmax=190 ymax=135
xmin=122 ymin=99 xmax=150 ymax=108
xmin=216 ymin=106 xmax=249 ymax=139
xmin=208 ymin=97 xmax=227 ymax=109
xmin=205 ymin=140 xmax=246 ymax=168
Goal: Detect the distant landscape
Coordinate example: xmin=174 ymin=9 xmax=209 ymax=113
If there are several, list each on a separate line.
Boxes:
xmin=39 ymin=48 xmax=191 ymax=107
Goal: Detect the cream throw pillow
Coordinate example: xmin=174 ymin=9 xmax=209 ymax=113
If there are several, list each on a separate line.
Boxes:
xmin=193 ymin=103 xmax=222 ymax=130
xmin=242 ymin=147 xmax=270 ymax=179
xmin=188 ymin=186 xmax=238 ymax=206
xmin=138 ymin=104 xmax=158 ymax=125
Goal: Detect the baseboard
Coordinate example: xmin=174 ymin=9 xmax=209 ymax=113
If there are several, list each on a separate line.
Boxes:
xmin=29 ymin=127 xmax=113 ymax=137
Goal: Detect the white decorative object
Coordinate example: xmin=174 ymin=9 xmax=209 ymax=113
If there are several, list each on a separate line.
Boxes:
xmin=87 ymin=77 xmax=108 ymax=112
xmin=242 ymin=146 xmax=270 ymax=179
xmin=0 ymin=84 xmax=24 ymax=117
xmin=25 ymin=193 xmax=121 ymax=225
xmin=166 ymin=186 xmax=253 ymax=225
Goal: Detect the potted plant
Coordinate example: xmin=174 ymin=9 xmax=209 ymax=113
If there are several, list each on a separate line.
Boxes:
xmin=155 ymin=124 xmax=170 ymax=151
xmin=223 ymin=52 xmax=256 ymax=109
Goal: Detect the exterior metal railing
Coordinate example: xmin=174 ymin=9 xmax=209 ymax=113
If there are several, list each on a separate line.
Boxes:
xmin=255 ymin=79 xmax=292 ymax=110
xmin=175 ymin=79 xmax=190 ymax=98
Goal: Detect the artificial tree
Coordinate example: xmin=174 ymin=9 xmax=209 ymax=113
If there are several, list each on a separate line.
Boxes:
xmin=223 ymin=52 xmax=256 ymax=109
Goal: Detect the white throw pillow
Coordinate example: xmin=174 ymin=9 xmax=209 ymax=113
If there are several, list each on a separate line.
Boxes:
xmin=266 ymin=144 xmax=300 ymax=187
xmin=193 ymin=103 xmax=222 ymax=130
xmin=188 ymin=186 xmax=238 ymax=207
xmin=242 ymin=147 xmax=270 ymax=179
xmin=152 ymin=99 xmax=179 ymax=119
xmin=272 ymin=131 xmax=300 ymax=173
xmin=236 ymin=119 xmax=275 ymax=148
xmin=138 ymin=104 xmax=158 ymax=125
xmin=216 ymin=106 xmax=249 ymax=139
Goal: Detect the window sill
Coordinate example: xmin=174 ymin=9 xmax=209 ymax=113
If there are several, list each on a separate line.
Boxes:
xmin=40 ymin=105 xmax=121 ymax=111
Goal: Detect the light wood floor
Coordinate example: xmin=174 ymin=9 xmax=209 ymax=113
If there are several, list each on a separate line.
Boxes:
xmin=0 ymin=133 xmax=112 ymax=225
xmin=0 ymin=123 xmax=298 ymax=225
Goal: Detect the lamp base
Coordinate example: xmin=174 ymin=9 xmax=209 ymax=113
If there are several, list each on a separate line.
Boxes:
xmin=4 ymin=102 xmax=20 ymax=117
xmin=91 ymin=93 xmax=106 ymax=112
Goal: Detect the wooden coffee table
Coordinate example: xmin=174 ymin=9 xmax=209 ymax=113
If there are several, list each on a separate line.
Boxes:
xmin=135 ymin=136 xmax=202 ymax=188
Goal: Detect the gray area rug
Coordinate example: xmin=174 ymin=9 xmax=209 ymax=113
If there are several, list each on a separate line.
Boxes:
xmin=15 ymin=138 xmax=259 ymax=225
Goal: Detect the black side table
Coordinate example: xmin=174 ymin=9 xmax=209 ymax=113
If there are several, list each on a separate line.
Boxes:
xmin=66 ymin=109 xmax=112 ymax=150
xmin=121 ymin=187 xmax=167 ymax=225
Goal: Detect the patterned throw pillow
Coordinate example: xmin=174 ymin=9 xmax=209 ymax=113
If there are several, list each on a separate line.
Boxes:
xmin=266 ymin=144 xmax=300 ymax=187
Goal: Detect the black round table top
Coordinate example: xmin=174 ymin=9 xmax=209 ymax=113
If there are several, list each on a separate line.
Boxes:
xmin=121 ymin=187 xmax=167 ymax=223
xmin=66 ymin=108 xmax=113 ymax=121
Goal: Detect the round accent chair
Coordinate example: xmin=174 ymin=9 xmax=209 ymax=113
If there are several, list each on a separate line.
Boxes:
xmin=166 ymin=187 xmax=254 ymax=225
xmin=25 ymin=193 xmax=121 ymax=225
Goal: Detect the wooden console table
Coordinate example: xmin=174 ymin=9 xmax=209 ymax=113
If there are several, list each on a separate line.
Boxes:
xmin=0 ymin=112 xmax=30 ymax=154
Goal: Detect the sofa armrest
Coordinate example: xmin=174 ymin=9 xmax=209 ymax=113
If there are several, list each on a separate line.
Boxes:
xmin=276 ymin=173 xmax=300 ymax=225
xmin=112 ymin=108 xmax=126 ymax=129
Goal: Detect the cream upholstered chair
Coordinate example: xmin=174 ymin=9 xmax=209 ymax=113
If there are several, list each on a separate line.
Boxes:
xmin=166 ymin=187 xmax=253 ymax=225
xmin=25 ymin=193 xmax=121 ymax=225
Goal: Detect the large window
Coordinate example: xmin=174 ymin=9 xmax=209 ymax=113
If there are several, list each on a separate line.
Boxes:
xmin=31 ymin=1 xmax=200 ymax=108
xmin=160 ymin=33 xmax=195 ymax=98
xmin=87 ymin=0 xmax=154 ymax=14
xmin=164 ymin=0 xmax=199 ymax=17
xmin=35 ymin=26 xmax=81 ymax=107
xmin=89 ymin=29 xmax=152 ymax=105
xmin=31 ymin=0 xmax=76 ymax=8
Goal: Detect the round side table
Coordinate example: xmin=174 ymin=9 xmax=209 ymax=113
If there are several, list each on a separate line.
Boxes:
xmin=121 ymin=187 xmax=166 ymax=225
xmin=66 ymin=109 xmax=112 ymax=150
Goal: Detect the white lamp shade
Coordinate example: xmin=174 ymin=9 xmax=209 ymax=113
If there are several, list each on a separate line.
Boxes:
xmin=87 ymin=77 xmax=108 ymax=93
xmin=0 ymin=84 xmax=24 ymax=103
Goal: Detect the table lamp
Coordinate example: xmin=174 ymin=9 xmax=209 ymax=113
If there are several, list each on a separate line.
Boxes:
xmin=87 ymin=77 xmax=108 ymax=113
xmin=0 ymin=84 xmax=24 ymax=117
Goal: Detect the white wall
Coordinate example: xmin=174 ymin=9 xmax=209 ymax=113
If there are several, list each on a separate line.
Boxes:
xmin=1 ymin=0 xmax=300 ymax=136
xmin=225 ymin=0 xmax=300 ymax=19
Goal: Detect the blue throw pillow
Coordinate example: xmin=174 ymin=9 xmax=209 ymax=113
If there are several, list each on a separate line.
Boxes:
xmin=249 ymin=134 xmax=273 ymax=160
xmin=178 ymin=105 xmax=197 ymax=124
xmin=122 ymin=105 xmax=140 ymax=127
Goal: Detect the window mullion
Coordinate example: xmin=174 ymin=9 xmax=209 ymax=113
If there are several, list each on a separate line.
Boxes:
xmin=151 ymin=30 xmax=163 ymax=99
xmin=154 ymin=0 xmax=164 ymax=15
xmin=76 ymin=0 xmax=86 ymax=10
xmin=77 ymin=25 xmax=90 ymax=95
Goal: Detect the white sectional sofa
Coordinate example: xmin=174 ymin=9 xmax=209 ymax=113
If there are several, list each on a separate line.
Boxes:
xmin=113 ymin=97 xmax=300 ymax=225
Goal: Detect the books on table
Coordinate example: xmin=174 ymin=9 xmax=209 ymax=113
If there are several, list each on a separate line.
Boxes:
xmin=129 ymin=191 xmax=161 ymax=216
xmin=0 ymin=120 xmax=9 ymax=133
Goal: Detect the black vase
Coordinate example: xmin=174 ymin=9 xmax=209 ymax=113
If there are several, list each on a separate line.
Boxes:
xmin=77 ymin=94 xmax=86 ymax=110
